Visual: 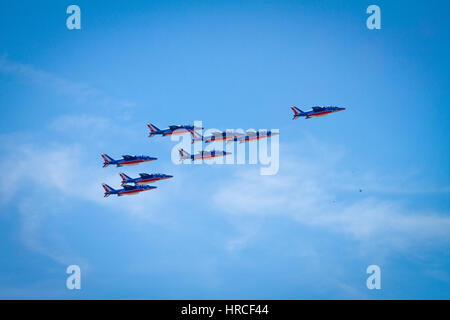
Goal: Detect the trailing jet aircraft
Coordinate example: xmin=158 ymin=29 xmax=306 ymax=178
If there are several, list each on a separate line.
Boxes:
xmin=191 ymin=130 xmax=245 ymax=144
xmin=119 ymin=172 xmax=173 ymax=186
xmin=101 ymin=153 xmax=157 ymax=168
xmin=178 ymin=148 xmax=231 ymax=161
xmin=102 ymin=183 xmax=156 ymax=197
xmin=290 ymin=105 xmax=346 ymax=119
xmin=147 ymin=123 xmax=203 ymax=138
xmin=226 ymin=130 xmax=279 ymax=144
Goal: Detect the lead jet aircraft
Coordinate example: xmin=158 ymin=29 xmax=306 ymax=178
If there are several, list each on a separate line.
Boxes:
xmin=102 ymin=183 xmax=156 ymax=197
xmin=191 ymin=130 xmax=245 ymax=144
xmin=119 ymin=172 xmax=174 ymax=186
xmin=226 ymin=130 xmax=279 ymax=144
xmin=147 ymin=123 xmax=203 ymax=138
xmin=178 ymin=148 xmax=231 ymax=161
xmin=101 ymin=153 xmax=157 ymax=168
xmin=290 ymin=105 xmax=346 ymax=119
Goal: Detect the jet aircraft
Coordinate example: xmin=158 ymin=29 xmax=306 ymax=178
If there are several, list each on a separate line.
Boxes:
xmin=102 ymin=183 xmax=156 ymax=197
xmin=191 ymin=130 xmax=245 ymax=144
xmin=119 ymin=172 xmax=174 ymax=186
xmin=147 ymin=123 xmax=203 ymax=138
xmin=290 ymin=105 xmax=346 ymax=119
xmin=227 ymin=130 xmax=279 ymax=144
xmin=178 ymin=148 xmax=231 ymax=161
xmin=101 ymin=154 xmax=157 ymax=168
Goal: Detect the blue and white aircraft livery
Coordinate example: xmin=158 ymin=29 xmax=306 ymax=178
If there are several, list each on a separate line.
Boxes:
xmin=178 ymin=148 xmax=231 ymax=161
xmin=101 ymin=154 xmax=157 ymax=167
xmin=147 ymin=123 xmax=203 ymax=138
xmin=290 ymin=105 xmax=346 ymax=119
xmin=119 ymin=172 xmax=174 ymax=186
xmin=102 ymin=183 xmax=157 ymax=197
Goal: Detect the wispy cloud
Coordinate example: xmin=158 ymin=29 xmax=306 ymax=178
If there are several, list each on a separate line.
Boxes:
xmin=0 ymin=55 xmax=134 ymax=108
xmin=0 ymin=129 xmax=182 ymax=267
xmin=0 ymin=56 xmax=99 ymax=102
xmin=0 ymin=137 xmax=182 ymax=218
xmin=212 ymin=143 xmax=450 ymax=249
xmin=1 ymin=120 xmax=448 ymax=298
xmin=17 ymin=198 xmax=90 ymax=268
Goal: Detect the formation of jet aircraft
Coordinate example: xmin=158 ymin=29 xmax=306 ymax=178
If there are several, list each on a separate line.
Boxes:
xmin=178 ymin=148 xmax=231 ymax=161
xmin=290 ymin=105 xmax=346 ymax=119
xmin=101 ymin=106 xmax=346 ymax=198
xmin=191 ymin=129 xmax=279 ymax=145
xmin=147 ymin=123 xmax=203 ymax=137
xmin=101 ymin=154 xmax=157 ymax=168
xmin=119 ymin=172 xmax=173 ymax=186
xmin=101 ymin=152 xmax=172 ymax=197
xmin=102 ymin=183 xmax=156 ymax=197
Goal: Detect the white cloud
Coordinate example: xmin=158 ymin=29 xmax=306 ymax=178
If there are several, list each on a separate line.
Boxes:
xmin=0 ymin=55 xmax=136 ymax=108
xmin=0 ymin=56 xmax=99 ymax=102
xmin=0 ymin=132 xmax=184 ymax=266
xmin=212 ymin=145 xmax=450 ymax=249
xmin=1 ymin=123 xmax=448 ymax=297
xmin=0 ymin=137 xmax=182 ymax=218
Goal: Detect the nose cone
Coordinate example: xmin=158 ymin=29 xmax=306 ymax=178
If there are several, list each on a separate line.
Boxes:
xmin=147 ymin=157 xmax=158 ymax=161
xmin=165 ymin=175 xmax=174 ymax=179
xmin=339 ymin=107 xmax=346 ymax=111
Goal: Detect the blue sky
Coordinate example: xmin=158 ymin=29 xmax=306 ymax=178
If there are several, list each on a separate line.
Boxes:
xmin=0 ymin=0 xmax=449 ymax=299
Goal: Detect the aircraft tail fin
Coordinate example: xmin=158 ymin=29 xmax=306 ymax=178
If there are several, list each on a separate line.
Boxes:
xmin=119 ymin=173 xmax=132 ymax=185
xmin=102 ymin=183 xmax=115 ymax=197
xmin=101 ymin=153 xmax=114 ymax=167
xmin=147 ymin=123 xmax=160 ymax=137
xmin=290 ymin=106 xmax=305 ymax=120
xmin=178 ymin=148 xmax=191 ymax=161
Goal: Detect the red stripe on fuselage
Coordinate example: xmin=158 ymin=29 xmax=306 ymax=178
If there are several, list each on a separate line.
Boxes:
xmin=137 ymin=176 xmax=171 ymax=184
xmin=309 ymin=110 xmax=342 ymax=117
xmin=193 ymin=154 xmax=227 ymax=160
xmin=136 ymin=178 xmax=159 ymax=184
xmin=165 ymin=130 xmax=188 ymax=136
xmin=120 ymin=160 xmax=146 ymax=166
xmin=119 ymin=189 xmax=145 ymax=195
xmin=166 ymin=128 xmax=202 ymax=136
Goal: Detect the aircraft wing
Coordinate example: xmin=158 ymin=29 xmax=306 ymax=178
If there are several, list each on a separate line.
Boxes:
xmin=312 ymin=106 xmax=324 ymax=112
xmin=123 ymin=185 xmax=136 ymax=190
